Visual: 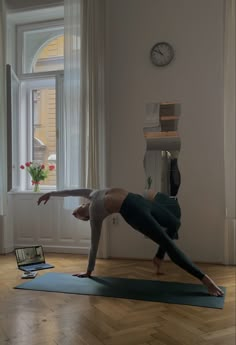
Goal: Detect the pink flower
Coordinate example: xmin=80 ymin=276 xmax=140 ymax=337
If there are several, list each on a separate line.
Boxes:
xmin=49 ymin=165 xmax=55 ymax=171
xmin=20 ymin=165 xmax=25 ymax=169
xmin=25 ymin=162 xmax=31 ymax=167
xmin=41 ymin=164 xmax=45 ymax=169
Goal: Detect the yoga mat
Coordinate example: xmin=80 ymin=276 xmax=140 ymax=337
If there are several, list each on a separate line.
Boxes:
xmin=15 ymin=272 xmax=226 ymax=309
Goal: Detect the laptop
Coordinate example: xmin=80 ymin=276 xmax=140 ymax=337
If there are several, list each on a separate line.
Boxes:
xmin=15 ymin=245 xmax=54 ymax=272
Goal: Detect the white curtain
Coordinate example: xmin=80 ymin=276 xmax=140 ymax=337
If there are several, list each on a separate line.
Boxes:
xmin=0 ymin=0 xmax=7 ymax=217
xmin=64 ymin=0 xmax=84 ymax=209
xmin=64 ymin=0 xmax=106 ymax=209
xmin=224 ymin=0 xmax=236 ymax=264
xmin=81 ymin=0 xmax=106 ymax=188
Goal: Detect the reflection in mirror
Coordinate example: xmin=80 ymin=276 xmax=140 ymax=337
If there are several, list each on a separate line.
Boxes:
xmin=143 ymin=102 xmax=181 ymax=196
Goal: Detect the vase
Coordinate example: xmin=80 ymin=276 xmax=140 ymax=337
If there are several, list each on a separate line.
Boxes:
xmin=33 ymin=183 xmax=40 ymax=192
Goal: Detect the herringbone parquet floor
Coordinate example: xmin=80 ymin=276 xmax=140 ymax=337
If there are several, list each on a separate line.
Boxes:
xmin=0 ymin=253 xmax=235 ymax=345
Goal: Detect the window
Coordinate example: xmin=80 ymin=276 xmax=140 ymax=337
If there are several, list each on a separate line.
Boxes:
xmin=25 ymin=77 xmax=57 ymax=187
xmin=9 ymin=20 xmax=64 ymax=191
xmin=17 ymin=20 xmax=64 ymax=75
xmin=33 ymin=35 xmax=64 ymax=73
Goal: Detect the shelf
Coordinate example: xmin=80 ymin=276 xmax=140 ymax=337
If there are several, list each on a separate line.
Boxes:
xmin=144 ymin=131 xmax=179 ymax=139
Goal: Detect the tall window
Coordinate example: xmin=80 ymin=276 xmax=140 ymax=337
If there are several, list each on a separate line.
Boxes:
xmin=31 ymin=78 xmax=57 ymax=186
xmin=11 ymin=20 xmax=64 ymax=190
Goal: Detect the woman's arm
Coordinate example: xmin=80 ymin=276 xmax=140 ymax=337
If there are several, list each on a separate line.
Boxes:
xmin=73 ymin=217 xmax=103 ymax=278
xmin=50 ymin=189 xmax=93 ymax=198
xmin=37 ymin=188 xmax=93 ymax=205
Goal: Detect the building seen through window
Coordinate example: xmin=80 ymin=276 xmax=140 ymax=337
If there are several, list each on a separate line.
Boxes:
xmin=32 ymin=35 xmax=64 ymax=186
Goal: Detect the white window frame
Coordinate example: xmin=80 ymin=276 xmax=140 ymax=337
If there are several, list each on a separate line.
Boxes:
xmin=19 ymin=71 xmax=64 ymax=191
xmin=16 ymin=19 xmax=64 ymax=77
xmin=14 ymin=19 xmax=64 ymax=191
xmin=6 ymin=65 xmax=21 ymax=192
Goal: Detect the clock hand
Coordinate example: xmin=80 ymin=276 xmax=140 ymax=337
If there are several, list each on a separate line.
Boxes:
xmin=157 ymin=48 xmax=163 ymax=56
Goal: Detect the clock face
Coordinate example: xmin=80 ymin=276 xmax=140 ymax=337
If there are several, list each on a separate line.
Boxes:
xmin=150 ymin=42 xmax=174 ymax=67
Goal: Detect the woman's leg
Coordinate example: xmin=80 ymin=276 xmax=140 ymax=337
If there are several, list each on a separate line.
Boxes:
xmin=139 ymin=216 xmax=223 ymax=295
xmin=150 ymin=200 xmax=223 ymax=296
xmin=140 ymin=214 xmax=205 ymax=280
xmin=155 ymin=227 xmax=179 ymax=260
xmin=154 ymin=228 xmax=177 ymax=274
xmin=120 ymin=193 xmax=224 ymax=296
xmin=152 ymin=193 xmax=181 ymax=273
xmin=153 ymin=217 xmax=180 ymax=274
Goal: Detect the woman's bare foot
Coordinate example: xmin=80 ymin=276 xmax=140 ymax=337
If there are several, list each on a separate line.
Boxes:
xmin=202 ymin=275 xmax=224 ymax=296
xmin=153 ymin=257 xmax=164 ymax=275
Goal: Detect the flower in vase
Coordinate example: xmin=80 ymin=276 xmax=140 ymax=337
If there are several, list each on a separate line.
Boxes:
xmin=20 ymin=161 xmax=55 ymax=191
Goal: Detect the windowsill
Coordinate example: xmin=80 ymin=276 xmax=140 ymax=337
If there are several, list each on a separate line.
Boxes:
xmin=8 ymin=187 xmax=56 ymax=195
xmin=8 ymin=191 xmax=44 ymax=195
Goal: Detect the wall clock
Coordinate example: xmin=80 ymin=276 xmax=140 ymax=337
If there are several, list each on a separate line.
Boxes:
xmin=150 ymin=42 xmax=174 ymax=67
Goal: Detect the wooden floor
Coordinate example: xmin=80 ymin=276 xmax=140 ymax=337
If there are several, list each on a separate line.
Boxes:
xmin=0 ymin=253 xmax=235 ymax=345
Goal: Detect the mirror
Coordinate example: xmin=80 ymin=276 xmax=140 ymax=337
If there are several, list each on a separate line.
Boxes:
xmin=143 ymin=102 xmax=181 ymax=196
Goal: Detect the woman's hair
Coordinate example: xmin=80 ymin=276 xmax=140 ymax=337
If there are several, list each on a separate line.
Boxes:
xmin=73 ymin=203 xmax=90 ymax=221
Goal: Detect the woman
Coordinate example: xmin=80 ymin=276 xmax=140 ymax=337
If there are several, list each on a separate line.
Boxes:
xmin=37 ymin=187 xmax=224 ymax=297
xmin=144 ymin=189 xmax=181 ymax=275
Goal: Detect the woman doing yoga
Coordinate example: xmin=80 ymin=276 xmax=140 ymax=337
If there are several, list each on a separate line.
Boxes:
xmin=37 ymin=187 xmax=224 ymax=297
xmin=143 ymin=189 xmax=181 ymax=275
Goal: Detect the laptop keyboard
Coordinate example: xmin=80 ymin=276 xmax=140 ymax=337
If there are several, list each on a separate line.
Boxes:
xmin=23 ymin=263 xmax=52 ymax=271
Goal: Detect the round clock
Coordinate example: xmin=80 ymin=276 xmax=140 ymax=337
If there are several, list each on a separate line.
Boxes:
xmin=150 ymin=42 xmax=174 ymax=67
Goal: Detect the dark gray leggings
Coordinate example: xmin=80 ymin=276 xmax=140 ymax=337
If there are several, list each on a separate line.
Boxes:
xmin=154 ymin=193 xmax=181 ymax=260
xmin=119 ymin=193 xmax=205 ymax=280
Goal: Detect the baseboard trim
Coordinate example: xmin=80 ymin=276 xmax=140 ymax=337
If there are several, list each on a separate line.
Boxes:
xmin=0 ymin=246 xmax=14 ymax=254
xmin=14 ymin=245 xmax=89 ymax=255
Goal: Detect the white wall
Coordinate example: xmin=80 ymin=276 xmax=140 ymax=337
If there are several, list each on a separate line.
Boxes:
xmin=106 ymin=0 xmax=225 ymax=263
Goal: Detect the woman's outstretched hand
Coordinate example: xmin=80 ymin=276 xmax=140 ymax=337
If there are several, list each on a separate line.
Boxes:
xmin=37 ymin=193 xmax=51 ymax=205
xmin=73 ymin=271 xmax=92 ymax=278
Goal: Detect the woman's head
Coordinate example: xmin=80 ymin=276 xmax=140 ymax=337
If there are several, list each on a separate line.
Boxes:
xmin=72 ymin=203 xmax=90 ymax=221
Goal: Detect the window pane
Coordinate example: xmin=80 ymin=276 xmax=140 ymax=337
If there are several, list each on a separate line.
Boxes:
xmin=32 ymin=86 xmax=56 ymax=187
xmin=23 ymin=25 xmax=64 ymax=73
xmin=33 ymin=35 xmax=64 ymax=73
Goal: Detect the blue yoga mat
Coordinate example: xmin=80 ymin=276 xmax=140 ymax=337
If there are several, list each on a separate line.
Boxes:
xmin=15 ymin=272 xmax=226 ymax=309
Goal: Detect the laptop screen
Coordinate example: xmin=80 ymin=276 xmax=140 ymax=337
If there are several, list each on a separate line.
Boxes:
xmin=15 ymin=246 xmax=45 ymax=267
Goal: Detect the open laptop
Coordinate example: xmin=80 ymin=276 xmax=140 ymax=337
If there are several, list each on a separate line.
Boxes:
xmin=15 ymin=246 xmax=54 ymax=272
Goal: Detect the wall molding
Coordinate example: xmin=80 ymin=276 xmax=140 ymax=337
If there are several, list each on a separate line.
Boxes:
xmin=224 ymin=218 xmax=236 ymax=265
